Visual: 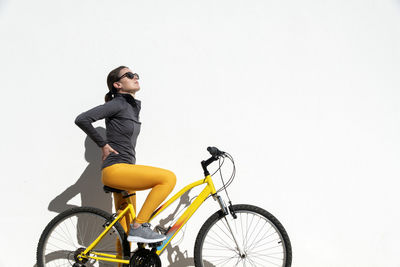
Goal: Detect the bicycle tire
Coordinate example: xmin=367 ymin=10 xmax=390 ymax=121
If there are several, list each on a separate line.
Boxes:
xmin=194 ymin=204 xmax=292 ymax=267
xmin=36 ymin=206 xmax=131 ymax=267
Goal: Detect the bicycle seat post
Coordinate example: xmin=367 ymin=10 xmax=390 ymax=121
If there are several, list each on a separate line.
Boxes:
xmin=121 ymin=191 xmax=129 ymax=198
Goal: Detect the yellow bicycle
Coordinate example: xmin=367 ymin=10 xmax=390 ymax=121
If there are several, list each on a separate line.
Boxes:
xmin=36 ymin=146 xmax=292 ymax=266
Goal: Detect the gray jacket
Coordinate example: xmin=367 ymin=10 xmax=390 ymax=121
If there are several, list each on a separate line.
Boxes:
xmin=75 ymin=93 xmax=141 ymax=169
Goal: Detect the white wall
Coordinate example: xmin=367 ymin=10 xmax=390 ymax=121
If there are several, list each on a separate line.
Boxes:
xmin=0 ymin=0 xmax=399 ymax=266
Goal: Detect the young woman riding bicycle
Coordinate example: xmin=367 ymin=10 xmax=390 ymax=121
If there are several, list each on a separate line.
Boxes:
xmin=75 ymin=65 xmax=176 ymax=243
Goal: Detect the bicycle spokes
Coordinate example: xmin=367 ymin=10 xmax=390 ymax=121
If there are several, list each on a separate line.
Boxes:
xmin=201 ymin=211 xmax=287 ymax=266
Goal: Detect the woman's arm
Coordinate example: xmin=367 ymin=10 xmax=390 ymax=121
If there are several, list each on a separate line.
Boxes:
xmin=75 ymin=100 xmax=121 ymax=148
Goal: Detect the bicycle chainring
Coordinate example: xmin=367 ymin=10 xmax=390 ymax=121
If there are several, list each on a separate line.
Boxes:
xmin=130 ymin=248 xmax=161 ymax=267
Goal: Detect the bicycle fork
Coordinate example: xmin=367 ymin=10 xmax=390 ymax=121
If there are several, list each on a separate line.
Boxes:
xmin=214 ymin=195 xmax=245 ymax=257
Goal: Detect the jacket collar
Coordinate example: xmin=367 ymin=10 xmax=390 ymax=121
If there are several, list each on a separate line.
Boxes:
xmin=115 ymin=92 xmax=141 ymax=108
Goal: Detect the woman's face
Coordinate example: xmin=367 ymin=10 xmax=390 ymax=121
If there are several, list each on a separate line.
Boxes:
xmin=114 ymin=68 xmax=140 ymax=94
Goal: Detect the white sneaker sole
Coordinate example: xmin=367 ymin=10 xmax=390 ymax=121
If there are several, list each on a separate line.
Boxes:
xmin=127 ymin=235 xmax=166 ymax=243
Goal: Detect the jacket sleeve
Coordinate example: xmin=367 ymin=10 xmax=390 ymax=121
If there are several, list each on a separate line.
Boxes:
xmin=74 ymin=100 xmax=122 ymax=147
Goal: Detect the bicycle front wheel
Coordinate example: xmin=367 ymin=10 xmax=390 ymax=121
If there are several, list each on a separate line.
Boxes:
xmin=36 ymin=206 xmax=130 ymax=267
xmin=194 ymin=204 xmax=292 ymax=267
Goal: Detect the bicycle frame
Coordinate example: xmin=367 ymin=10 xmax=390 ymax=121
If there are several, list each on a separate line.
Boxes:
xmin=78 ymin=174 xmax=218 ymax=265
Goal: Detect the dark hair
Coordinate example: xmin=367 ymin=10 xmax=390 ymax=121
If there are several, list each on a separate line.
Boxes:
xmin=105 ymin=65 xmax=128 ymax=102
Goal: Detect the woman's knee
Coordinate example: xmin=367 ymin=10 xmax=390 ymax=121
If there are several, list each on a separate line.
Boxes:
xmin=165 ymin=170 xmax=177 ymax=189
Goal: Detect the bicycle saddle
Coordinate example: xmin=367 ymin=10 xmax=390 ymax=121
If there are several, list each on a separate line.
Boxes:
xmin=103 ymin=185 xmax=125 ymax=194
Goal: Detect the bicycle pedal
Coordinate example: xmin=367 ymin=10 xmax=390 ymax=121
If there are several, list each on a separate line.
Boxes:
xmin=149 ymin=241 xmax=163 ymax=247
xmin=138 ymin=241 xmax=162 ymax=248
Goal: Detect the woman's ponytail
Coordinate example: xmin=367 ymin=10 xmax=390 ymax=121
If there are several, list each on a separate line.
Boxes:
xmin=104 ymin=91 xmax=114 ymax=102
xmin=105 ymin=65 xmax=128 ymax=102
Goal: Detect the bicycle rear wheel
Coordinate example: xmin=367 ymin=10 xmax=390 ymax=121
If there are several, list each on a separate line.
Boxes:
xmin=194 ymin=204 xmax=292 ymax=267
xmin=36 ymin=206 xmax=130 ymax=267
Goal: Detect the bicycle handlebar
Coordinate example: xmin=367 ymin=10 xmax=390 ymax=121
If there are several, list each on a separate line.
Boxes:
xmin=207 ymin=146 xmax=225 ymax=157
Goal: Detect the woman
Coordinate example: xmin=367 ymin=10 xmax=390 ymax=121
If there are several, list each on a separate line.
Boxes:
xmin=75 ymin=65 xmax=177 ymax=243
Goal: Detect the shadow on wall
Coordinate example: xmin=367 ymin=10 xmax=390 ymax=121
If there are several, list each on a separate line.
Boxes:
xmin=48 ymin=127 xmax=112 ymax=214
xmin=36 ymin=126 xmax=196 ymax=266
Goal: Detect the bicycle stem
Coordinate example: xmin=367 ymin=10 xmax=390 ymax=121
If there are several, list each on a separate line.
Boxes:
xmin=201 ymin=155 xmax=218 ymax=176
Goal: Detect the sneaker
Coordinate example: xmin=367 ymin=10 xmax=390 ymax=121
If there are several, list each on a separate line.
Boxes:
xmin=127 ymin=223 xmax=166 ymax=243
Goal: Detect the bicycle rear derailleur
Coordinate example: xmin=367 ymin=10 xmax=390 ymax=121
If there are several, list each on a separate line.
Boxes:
xmin=130 ymin=246 xmax=161 ymax=267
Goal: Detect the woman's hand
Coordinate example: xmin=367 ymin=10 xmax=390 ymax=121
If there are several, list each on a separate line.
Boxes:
xmin=102 ymin=144 xmax=119 ymax=161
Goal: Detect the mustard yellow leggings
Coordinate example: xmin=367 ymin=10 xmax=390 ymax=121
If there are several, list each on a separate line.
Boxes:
xmin=101 ymin=163 xmax=177 ymax=231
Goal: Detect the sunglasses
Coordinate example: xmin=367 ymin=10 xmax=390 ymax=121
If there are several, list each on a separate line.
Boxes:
xmin=118 ymin=72 xmax=139 ymax=81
